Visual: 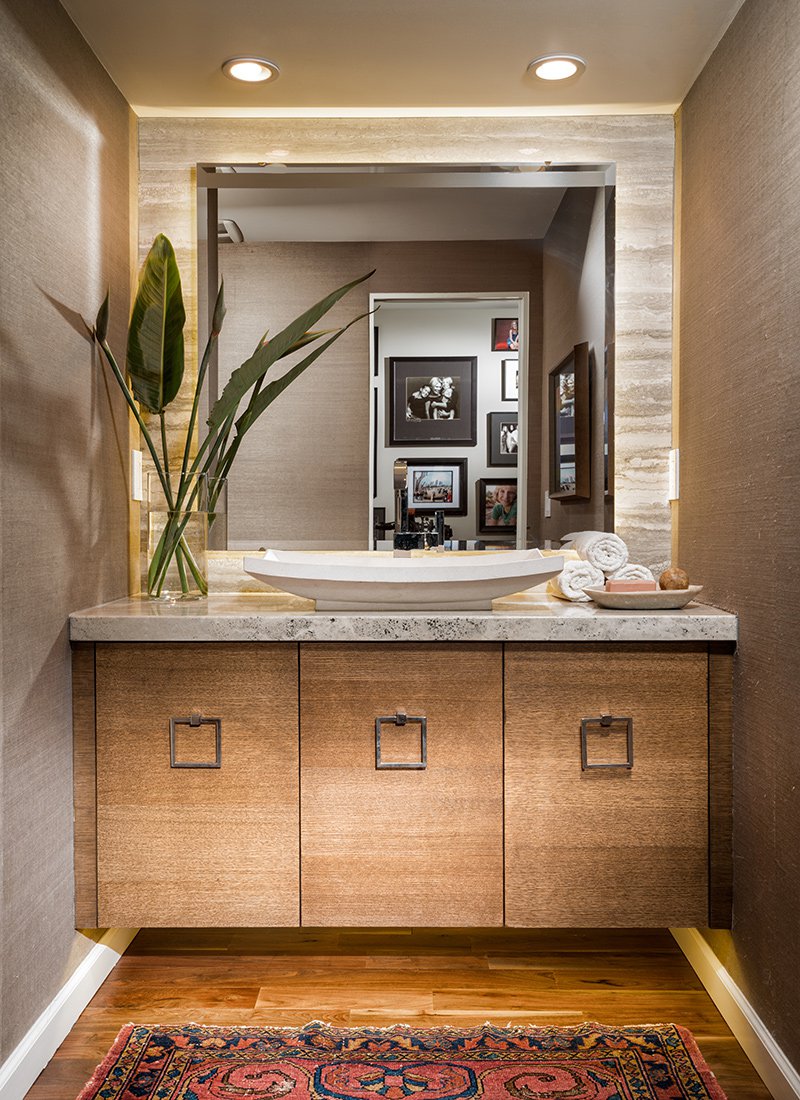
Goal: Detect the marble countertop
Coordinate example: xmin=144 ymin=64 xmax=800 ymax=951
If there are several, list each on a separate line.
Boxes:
xmin=70 ymin=592 xmax=737 ymax=643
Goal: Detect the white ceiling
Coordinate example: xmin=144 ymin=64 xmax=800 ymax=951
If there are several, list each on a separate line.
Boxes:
xmin=58 ymin=0 xmax=744 ymax=115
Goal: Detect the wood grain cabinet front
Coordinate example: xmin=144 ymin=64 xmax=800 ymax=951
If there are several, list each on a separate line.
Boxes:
xmin=298 ymin=643 xmax=504 ymax=927
xmin=93 ymin=643 xmax=299 ymax=927
xmin=75 ymin=639 xmax=730 ymax=929
xmin=504 ymin=644 xmax=710 ymax=927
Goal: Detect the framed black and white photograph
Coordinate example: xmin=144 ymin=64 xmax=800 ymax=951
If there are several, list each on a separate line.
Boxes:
xmin=501 ymin=359 xmax=519 ymax=401
xmin=604 ymin=343 xmax=614 ymax=498
xmin=549 ymin=342 xmax=590 ymax=499
xmin=487 ymin=412 xmax=519 ymax=467
xmin=477 ymin=478 xmax=518 ymax=534
xmin=492 ymin=317 xmax=519 ymax=352
xmin=372 ymin=388 xmax=379 ymax=498
xmin=388 ymin=356 xmax=477 ymax=447
xmin=402 ymin=458 xmax=468 ymax=515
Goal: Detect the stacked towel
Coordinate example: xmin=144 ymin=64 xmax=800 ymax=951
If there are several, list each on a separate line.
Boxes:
xmin=609 ymin=563 xmax=655 ymax=582
xmin=547 ymin=560 xmax=605 ymax=602
xmin=562 ymin=530 xmax=629 ymax=575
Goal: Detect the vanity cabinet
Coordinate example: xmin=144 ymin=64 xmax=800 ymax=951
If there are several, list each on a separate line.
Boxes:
xmin=73 ymin=636 xmax=732 ymax=929
xmin=504 ymin=644 xmax=709 ymax=927
xmin=90 ymin=643 xmax=299 ymax=927
xmin=299 ymin=643 xmax=504 ymax=926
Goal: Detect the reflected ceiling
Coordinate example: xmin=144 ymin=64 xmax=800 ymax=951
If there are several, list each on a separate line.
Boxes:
xmin=217 ymin=184 xmax=567 ymax=242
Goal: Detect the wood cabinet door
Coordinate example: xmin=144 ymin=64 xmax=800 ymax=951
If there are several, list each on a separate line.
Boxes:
xmin=505 ymin=644 xmax=709 ymax=927
xmin=95 ymin=643 xmax=299 ymax=927
xmin=300 ymin=643 xmax=503 ymax=927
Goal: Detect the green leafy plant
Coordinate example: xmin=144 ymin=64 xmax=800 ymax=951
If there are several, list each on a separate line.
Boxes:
xmin=92 ymin=234 xmax=372 ymax=597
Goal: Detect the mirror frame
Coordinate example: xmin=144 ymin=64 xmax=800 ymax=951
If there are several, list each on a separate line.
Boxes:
xmin=197 ymin=161 xmax=616 ymax=551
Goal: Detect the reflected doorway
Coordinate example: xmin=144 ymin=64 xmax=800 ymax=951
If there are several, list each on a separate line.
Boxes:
xmin=370 ymin=294 xmax=528 ymax=549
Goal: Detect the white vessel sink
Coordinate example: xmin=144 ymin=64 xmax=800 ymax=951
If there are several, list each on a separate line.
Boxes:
xmin=243 ymin=549 xmax=564 ymax=611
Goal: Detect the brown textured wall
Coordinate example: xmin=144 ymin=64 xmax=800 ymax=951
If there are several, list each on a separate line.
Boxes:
xmin=679 ymin=0 xmax=800 ymax=1069
xmin=541 ymin=188 xmax=609 ymax=544
xmin=217 ymin=239 xmax=540 ymax=548
xmin=0 ymin=0 xmax=131 ymax=1058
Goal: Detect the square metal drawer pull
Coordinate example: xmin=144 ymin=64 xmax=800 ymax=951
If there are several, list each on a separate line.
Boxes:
xmin=375 ymin=710 xmax=427 ymax=770
xmin=580 ymin=713 xmax=633 ymax=770
xmin=169 ymin=713 xmax=222 ymax=769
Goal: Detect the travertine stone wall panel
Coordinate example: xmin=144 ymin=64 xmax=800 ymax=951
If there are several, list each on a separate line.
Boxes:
xmin=139 ymin=115 xmax=674 ymax=565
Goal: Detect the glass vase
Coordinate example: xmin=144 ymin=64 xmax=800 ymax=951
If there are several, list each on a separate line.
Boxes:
xmin=147 ymin=473 xmax=209 ymax=600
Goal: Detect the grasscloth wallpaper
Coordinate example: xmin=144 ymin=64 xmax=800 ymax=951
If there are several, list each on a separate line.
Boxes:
xmin=0 ymin=0 xmax=130 ymax=1057
xmin=679 ymin=0 xmax=800 ymax=1070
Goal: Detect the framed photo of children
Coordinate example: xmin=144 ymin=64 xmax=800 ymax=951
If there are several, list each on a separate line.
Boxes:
xmin=487 ymin=412 xmax=519 ymax=467
xmin=549 ymin=341 xmax=591 ymax=499
xmin=492 ymin=317 xmax=519 ymax=352
xmin=402 ymin=458 xmax=468 ymax=515
xmin=477 ymin=478 xmax=518 ymax=534
xmin=388 ymin=356 xmax=478 ymax=447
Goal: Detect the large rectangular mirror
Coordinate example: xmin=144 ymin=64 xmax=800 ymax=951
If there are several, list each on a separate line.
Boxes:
xmin=197 ymin=162 xmax=615 ymax=550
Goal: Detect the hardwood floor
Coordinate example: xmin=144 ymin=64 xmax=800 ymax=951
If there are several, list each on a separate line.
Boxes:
xmin=25 ymin=928 xmax=772 ymax=1100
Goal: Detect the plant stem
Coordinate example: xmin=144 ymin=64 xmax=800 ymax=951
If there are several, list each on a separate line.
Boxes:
xmin=178 ymin=315 xmax=220 ymax=491
xmin=160 ymin=411 xmax=172 ymax=499
xmin=179 ymin=537 xmax=207 ymax=592
xmin=148 ymin=503 xmax=208 ymax=597
xmin=175 ymin=543 xmax=189 ymax=593
xmin=98 ymin=340 xmax=174 ymax=509
xmin=151 ymin=532 xmax=207 ymax=598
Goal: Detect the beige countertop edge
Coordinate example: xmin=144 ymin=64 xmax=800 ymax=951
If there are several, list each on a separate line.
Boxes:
xmin=69 ymin=594 xmax=738 ymax=644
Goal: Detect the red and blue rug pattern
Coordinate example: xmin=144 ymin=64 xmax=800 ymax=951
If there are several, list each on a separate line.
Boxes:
xmin=76 ymin=1021 xmax=728 ymax=1100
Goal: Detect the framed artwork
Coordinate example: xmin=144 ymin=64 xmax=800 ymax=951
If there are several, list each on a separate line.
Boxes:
xmin=477 ymin=478 xmax=518 ymax=534
xmin=604 ymin=343 xmax=615 ymax=498
xmin=549 ymin=341 xmax=590 ymax=499
xmin=487 ymin=412 xmax=519 ymax=467
xmin=492 ymin=317 xmax=519 ymax=352
xmin=501 ymin=359 xmax=519 ymax=401
xmin=388 ymin=356 xmax=477 ymax=447
xmin=372 ymin=387 xmax=378 ymax=498
xmin=402 ymin=458 xmax=468 ymax=515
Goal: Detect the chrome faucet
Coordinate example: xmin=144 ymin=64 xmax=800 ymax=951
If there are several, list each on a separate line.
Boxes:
xmin=392 ymin=461 xmax=448 ymax=550
xmin=392 ymin=459 xmax=423 ymax=549
xmin=393 ymin=459 xmax=410 ymax=536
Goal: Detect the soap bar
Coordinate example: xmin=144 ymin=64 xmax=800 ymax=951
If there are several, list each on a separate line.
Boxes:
xmin=605 ymin=579 xmax=658 ymax=592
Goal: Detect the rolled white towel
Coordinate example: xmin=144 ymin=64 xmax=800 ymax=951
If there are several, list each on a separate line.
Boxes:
xmin=609 ymin=563 xmax=655 ymax=582
xmin=562 ymin=530 xmax=629 ymax=575
xmin=547 ymin=560 xmax=605 ymax=602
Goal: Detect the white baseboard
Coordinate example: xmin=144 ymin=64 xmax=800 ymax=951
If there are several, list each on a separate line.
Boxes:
xmin=672 ymin=927 xmax=800 ymax=1100
xmin=0 ymin=927 xmax=137 ymax=1100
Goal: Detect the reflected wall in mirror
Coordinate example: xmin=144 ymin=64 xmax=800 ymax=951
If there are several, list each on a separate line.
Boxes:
xmin=372 ymin=296 xmax=526 ymax=547
xmin=197 ymin=163 xmax=615 ymax=551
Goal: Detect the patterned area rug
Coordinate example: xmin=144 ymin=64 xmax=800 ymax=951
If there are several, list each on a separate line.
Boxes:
xmin=76 ymin=1021 xmax=728 ymax=1100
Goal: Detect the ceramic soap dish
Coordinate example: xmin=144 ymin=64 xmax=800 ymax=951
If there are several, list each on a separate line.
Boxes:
xmin=586 ymin=584 xmax=703 ymax=610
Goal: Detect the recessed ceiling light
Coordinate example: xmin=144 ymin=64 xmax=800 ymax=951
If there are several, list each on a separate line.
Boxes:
xmin=222 ymin=57 xmax=281 ymax=83
xmin=527 ymin=54 xmax=586 ymax=82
